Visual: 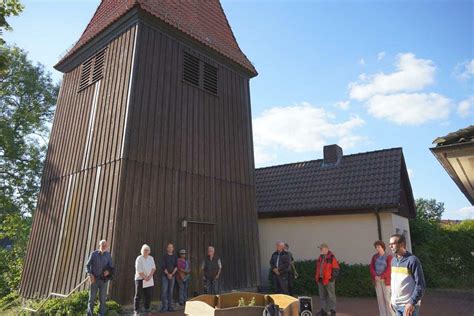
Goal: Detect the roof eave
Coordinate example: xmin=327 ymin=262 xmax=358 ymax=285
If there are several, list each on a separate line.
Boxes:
xmin=430 ymin=142 xmax=474 ymax=205
xmin=54 ymin=8 xmax=140 ymax=73
xmin=257 ymin=205 xmax=401 ymax=219
xmin=400 ymin=152 xmax=416 ymax=218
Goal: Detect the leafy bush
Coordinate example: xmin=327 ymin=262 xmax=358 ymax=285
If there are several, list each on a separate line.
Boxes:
xmin=36 ymin=291 xmax=89 ymax=315
xmin=0 ymin=291 xmax=20 ymax=311
xmin=95 ymin=300 xmax=122 ymax=315
xmin=28 ymin=290 xmax=121 ymax=315
xmin=268 ymin=261 xmax=375 ymax=297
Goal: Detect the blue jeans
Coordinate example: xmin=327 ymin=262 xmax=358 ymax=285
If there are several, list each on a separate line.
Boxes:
xmin=161 ymin=275 xmax=175 ymax=310
xmin=392 ymin=304 xmax=420 ymax=316
xmin=177 ymin=279 xmax=189 ymax=304
xmin=87 ymin=279 xmax=108 ymax=316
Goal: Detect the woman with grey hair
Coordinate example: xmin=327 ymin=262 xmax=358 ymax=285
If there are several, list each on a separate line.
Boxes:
xmin=134 ymin=244 xmax=156 ymax=314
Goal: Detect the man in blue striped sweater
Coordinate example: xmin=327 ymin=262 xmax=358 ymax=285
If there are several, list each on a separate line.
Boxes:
xmin=389 ymin=234 xmax=426 ymax=316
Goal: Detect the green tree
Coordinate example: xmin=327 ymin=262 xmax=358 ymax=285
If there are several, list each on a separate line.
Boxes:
xmin=0 ymin=0 xmax=24 ymax=74
xmin=415 ymin=198 xmax=444 ymax=223
xmin=0 ymin=45 xmax=58 ymax=297
xmin=0 ymin=213 xmax=31 ymax=297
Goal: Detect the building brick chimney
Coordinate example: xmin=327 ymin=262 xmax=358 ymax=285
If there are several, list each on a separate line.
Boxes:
xmin=323 ymin=144 xmax=343 ymax=164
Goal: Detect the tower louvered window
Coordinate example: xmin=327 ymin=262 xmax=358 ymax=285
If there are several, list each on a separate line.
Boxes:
xmin=183 ymin=52 xmax=218 ymax=95
xmin=203 ymin=63 xmax=218 ymax=94
xmin=183 ymin=53 xmax=200 ymax=87
xmin=78 ymin=48 xmax=107 ymax=92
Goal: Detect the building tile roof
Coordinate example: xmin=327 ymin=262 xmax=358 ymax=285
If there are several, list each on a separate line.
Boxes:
xmin=55 ymin=0 xmax=257 ymax=76
xmin=255 ymin=148 xmax=414 ymax=217
xmin=432 ymin=125 xmax=474 ymax=147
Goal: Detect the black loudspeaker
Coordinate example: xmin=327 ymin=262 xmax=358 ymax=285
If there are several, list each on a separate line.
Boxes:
xmin=298 ymin=296 xmax=313 ymax=316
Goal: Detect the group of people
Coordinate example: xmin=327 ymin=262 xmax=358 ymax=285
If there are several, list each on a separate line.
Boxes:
xmin=85 ymin=240 xmax=222 ymax=315
xmin=270 ymin=241 xmax=339 ymax=315
xmin=86 ymin=233 xmax=425 ymax=316
xmin=270 ymin=234 xmax=426 ymax=316
xmin=370 ymin=234 xmax=426 ymax=316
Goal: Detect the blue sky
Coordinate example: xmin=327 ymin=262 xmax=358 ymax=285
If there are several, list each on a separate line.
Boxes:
xmin=4 ymin=0 xmax=473 ymax=219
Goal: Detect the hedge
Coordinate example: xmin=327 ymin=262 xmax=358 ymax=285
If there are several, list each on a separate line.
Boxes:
xmin=268 ymin=261 xmax=375 ymax=297
xmin=0 ymin=290 xmax=121 ymax=315
xmin=410 ymin=219 xmax=474 ymax=288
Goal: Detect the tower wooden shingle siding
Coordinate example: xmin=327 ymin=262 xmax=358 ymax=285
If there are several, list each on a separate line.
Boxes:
xmin=20 ymin=0 xmax=259 ymax=303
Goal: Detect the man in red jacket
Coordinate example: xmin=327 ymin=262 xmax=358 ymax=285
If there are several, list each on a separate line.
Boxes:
xmin=315 ymin=243 xmax=340 ymax=316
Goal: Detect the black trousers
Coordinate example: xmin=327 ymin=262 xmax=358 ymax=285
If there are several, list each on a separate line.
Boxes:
xmin=204 ymin=278 xmax=219 ymax=294
xmin=288 ymin=271 xmax=296 ymax=296
xmin=134 ymin=279 xmax=153 ymax=311
xmin=273 ymin=273 xmax=289 ymax=294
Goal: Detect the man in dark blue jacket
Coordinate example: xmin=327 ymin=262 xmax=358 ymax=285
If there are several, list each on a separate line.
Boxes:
xmin=86 ymin=239 xmax=114 ymax=316
xmin=269 ymin=241 xmax=290 ymax=294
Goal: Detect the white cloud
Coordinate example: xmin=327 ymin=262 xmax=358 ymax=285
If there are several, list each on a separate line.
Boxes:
xmin=348 ymin=53 xmax=453 ymax=125
xmin=457 ymin=96 xmax=474 ymax=118
xmin=454 ymin=60 xmax=474 ymax=80
xmin=366 ymin=93 xmax=452 ymax=125
xmin=456 ymin=206 xmax=474 ymax=219
xmin=407 ymin=168 xmax=414 ymax=178
xmin=252 ymin=102 xmax=366 ymax=164
xmin=334 ymin=100 xmax=350 ymax=110
xmin=349 ymin=53 xmax=436 ymax=101
xmin=359 ymin=58 xmax=365 ymax=66
xmin=377 ymin=51 xmax=386 ymax=61
xmin=253 ymin=145 xmax=276 ymax=166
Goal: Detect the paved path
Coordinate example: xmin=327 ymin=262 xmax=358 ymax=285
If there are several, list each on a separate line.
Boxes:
xmin=124 ymin=289 xmax=474 ymax=316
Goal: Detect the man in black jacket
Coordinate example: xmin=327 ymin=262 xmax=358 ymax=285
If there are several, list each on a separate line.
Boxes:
xmin=201 ymin=246 xmax=222 ymax=294
xmin=269 ymin=241 xmax=290 ymax=294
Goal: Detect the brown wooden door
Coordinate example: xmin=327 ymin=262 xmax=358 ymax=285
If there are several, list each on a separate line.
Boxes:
xmin=185 ymin=222 xmax=215 ymax=296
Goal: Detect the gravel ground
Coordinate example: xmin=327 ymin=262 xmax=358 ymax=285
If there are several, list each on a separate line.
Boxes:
xmin=122 ymin=289 xmax=474 ymax=316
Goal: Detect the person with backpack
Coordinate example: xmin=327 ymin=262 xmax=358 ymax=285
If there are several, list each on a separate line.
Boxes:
xmin=177 ymin=249 xmax=191 ymax=306
xmin=315 ymin=243 xmax=339 ymax=316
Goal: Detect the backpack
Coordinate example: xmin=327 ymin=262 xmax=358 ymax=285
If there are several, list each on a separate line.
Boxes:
xmin=263 ymin=303 xmax=281 ymax=316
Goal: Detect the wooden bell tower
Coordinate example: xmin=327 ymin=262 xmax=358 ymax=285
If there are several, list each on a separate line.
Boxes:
xmin=20 ymin=0 xmax=260 ymax=303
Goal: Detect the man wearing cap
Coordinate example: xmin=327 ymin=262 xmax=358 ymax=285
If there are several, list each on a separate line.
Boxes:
xmin=270 ymin=241 xmax=291 ymax=294
xmin=315 ymin=243 xmax=340 ymax=316
xmin=177 ymin=249 xmax=191 ymax=306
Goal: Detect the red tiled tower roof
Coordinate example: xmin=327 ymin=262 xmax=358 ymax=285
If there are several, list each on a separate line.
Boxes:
xmin=55 ymin=0 xmax=257 ymax=76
